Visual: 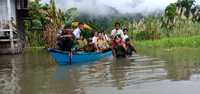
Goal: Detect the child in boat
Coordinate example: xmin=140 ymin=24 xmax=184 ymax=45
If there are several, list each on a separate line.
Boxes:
xmin=96 ymin=34 xmax=110 ymax=52
xmin=92 ymin=31 xmax=99 ymax=50
xmin=77 ymin=35 xmax=88 ymax=51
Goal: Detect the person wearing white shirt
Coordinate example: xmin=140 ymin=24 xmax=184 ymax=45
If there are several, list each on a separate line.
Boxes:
xmin=123 ymin=28 xmax=129 ymax=41
xmin=92 ymin=32 xmax=98 ymax=44
xmin=73 ymin=22 xmax=84 ymax=39
xmin=92 ymin=32 xmax=99 ymax=50
xmin=111 ymin=22 xmax=124 ymax=40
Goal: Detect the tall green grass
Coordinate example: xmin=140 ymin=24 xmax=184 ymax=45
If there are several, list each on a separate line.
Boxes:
xmin=135 ymin=36 xmax=200 ymax=48
xmin=25 ymin=30 xmax=44 ymax=47
xmin=128 ymin=18 xmax=200 ymax=40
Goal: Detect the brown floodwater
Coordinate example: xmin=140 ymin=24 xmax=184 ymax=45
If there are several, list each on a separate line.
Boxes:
xmin=1 ymin=47 xmax=200 ymax=94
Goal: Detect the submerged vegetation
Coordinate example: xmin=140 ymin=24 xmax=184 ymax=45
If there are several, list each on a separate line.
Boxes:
xmin=25 ymin=0 xmax=200 ymax=48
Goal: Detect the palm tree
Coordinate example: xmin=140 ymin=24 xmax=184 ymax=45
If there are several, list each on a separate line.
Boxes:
xmin=165 ymin=3 xmax=177 ymax=29
xmin=176 ymin=0 xmax=195 ymax=18
xmin=191 ymin=5 xmax=200 ymax=21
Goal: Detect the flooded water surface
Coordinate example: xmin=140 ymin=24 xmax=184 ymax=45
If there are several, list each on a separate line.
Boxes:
xmin=1 ymin=48 xmax=200 ymax=94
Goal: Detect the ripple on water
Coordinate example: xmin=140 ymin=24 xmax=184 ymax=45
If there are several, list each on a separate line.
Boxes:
xmin=2 ymin=48 xmax=200 ymax=94
xmin=72 ymin=55 xmax=168 ymax=88
xmin=6 ymin=49 xmax=200 ymax=94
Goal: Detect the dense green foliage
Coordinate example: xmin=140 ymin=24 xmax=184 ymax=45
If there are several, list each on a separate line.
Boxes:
xmin=128 ymin=0 xmax=200 ymax=40
xmin=26 ymin=0 xmax=65 ymax=47
xmin=25 ymin=0 xmax=200 ymax=48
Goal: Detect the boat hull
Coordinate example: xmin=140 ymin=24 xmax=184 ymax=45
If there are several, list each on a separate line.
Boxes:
xmin=48 ymin=48 xmax=112 ymax=65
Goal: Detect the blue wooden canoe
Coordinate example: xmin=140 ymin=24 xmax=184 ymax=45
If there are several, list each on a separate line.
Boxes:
xmin=48 ymin=48 xmax=113 ymax=65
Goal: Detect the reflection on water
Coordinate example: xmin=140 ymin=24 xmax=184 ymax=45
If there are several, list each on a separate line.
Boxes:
xmin=0 ymin=48 xmax=200 ymax=94
xmin=0 ymin=55 xmax=22 ymax=94
xmin=139 ymin=47 xmax=200 ymax=81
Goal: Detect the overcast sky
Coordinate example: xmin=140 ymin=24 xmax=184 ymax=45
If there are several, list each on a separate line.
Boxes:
xmin=41 ymin=0 xmax=200 ymax=15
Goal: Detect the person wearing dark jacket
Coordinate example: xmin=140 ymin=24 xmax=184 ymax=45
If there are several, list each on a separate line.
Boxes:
xmin=57 ymin=25 xmax=75 ymax=51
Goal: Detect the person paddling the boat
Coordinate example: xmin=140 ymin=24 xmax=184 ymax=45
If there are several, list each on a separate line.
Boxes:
xmin=58 ymin=25 xmax=75 ymax=51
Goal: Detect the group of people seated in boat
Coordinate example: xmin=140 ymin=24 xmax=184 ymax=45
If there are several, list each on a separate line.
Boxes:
xmin=56 ymin=22 xmax=136 ymax=57
xmin=92 ymin=31 xmax=110 ymax=52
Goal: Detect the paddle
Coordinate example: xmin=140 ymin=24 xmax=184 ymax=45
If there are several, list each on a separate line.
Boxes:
xmin=69 ymin=50 xmax=72 ymax=65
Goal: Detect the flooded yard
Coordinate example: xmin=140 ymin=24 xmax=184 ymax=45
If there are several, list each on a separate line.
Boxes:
xmin=1 ymin=48 xmax=200 ymax=94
